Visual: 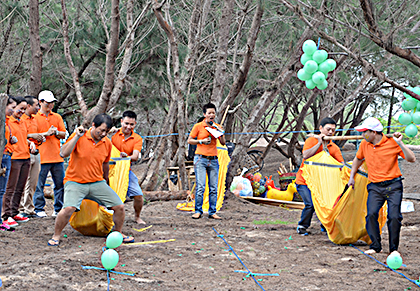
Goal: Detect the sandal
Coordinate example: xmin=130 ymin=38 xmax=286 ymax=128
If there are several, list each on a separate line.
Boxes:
xmin=191 ymin=213 xmax=202 ymax=219
xmin=48 ymin=238 xmax=60 ymax=247
xmin=208 ymin=214 xmax=222 ymax=220
xmin=123 ymin=236 xmax=135 ymax=243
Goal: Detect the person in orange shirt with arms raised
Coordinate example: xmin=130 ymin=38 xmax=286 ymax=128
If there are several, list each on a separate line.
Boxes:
xmin=187 ymin=103 xmax=226 ymax=220
xmin=19 ymin=95 xmax=45 ymax=218
xmin=33 ymin=90 xmax=67 ymax=218
xmin=111 ymin=111 xmax=146 ymax=224
xmin=2 ymin=97 xmax=36 ymax=228
xmin=48 ymin=114 xmax=134 ymax=246
xmin=348 ymin=117 xmax=416 ymax=256
xmin=295 ymin=117 xmax=344 ymax=236
xmin=0 ymin=96 xmax=18 ymax=230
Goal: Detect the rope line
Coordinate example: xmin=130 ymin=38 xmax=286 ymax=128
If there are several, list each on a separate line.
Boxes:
xmin=350 ymin=244 xmax=420 ymax=288
xmin=140 ymin=125 xmax=407 ymax=139
xmin=213 ymin=228 xmax=267 ymax=291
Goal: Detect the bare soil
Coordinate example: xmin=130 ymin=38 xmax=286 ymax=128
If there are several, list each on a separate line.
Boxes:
xmin=1 ymin=149 xmax=420 ymax=291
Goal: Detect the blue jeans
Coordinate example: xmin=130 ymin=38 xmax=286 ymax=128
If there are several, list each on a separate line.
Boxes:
xmin=0 ymin=154 xmax=12 ymax=223
xmin=297 ymin=184 xmax=315 ymax=229
xmin=127 ymin=170 xmax=143 ymax=198
xmin=33 ymin=162 xmax=65 ymax=213
xmin=366 ymin=180 xmax=403 ymax=253
xmin=194 ymin=155 xmax=219 ymax=216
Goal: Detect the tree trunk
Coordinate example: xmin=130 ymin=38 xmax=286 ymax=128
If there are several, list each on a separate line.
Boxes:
xmin=28 ymin=0 xmax=42 ymax=97
xmin=0 ymin=93 xmax=8 ymax=170
xmin=143 ymin=190 xmax=189 ymax=202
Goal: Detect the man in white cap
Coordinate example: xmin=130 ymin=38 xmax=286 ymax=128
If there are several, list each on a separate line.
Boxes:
xmin=348 ymin=117 xmax=416 ymax=256
xmin=33 ymin=90 xmax=67 ymax=218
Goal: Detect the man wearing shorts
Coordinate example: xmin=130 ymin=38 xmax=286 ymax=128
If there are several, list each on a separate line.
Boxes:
xmin=111 ymin=110 xmax=145 ymax=224
xmin=48 ymin=114 xmax=134 ymax=246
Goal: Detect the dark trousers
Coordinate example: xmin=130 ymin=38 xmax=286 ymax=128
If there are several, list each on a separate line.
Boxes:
xmin=33 ymin=162 xmax=64 ymax=213
xmin=2 ymin=159 xmax=30 ymax=220
xmin=366 ymin=180 xmax=403 ymax=253
xmin=297 ymin=184 xmax=314 ymax=228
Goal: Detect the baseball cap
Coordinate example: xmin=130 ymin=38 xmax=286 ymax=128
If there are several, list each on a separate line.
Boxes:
xmin=38 ymin=90 xmax=57 ymax=102
xmin=355 ymin=117 xmax=384 ymax=132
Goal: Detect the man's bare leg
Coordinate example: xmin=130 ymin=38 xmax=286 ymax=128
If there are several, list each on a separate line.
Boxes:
xmin=49 ymin=207 xmax=76 ymax=245
xmin=133 ymin=196 xmax=146 ymax=224
xmin=110 ymin=204 xmax=133 ymax=242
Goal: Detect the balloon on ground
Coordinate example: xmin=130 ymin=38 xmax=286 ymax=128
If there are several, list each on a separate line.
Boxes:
xmin=101 ymin=249 xmax=119 ymax=270
xmin=106 ymin=231 xmax=123 ymax=249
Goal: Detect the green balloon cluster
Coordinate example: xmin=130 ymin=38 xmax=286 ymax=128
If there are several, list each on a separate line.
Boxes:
xmin=101 ymin=249 xmax=119 ymax=270
xmin=398 ymin=86 xmax=420 ymax=138
xmin=386 ymin=252 xmax=403 ymax=270
xmin=297 ymin=39 xmax=337 ymax=90
xmin=106 ymin=231 xmax=123 ymax=249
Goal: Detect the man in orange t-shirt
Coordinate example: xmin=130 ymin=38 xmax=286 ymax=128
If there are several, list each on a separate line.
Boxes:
xmin=47 ymin=114 xmax=134 ymax=246
xmin=18 ymin=96 xmax=45 ymax=217
xmin=33 ymin=90 xmax=67 ymax=218
xmin=187 ymin=103 xmax=226 ymax=220
xmin=111 ymin=111 xmax=145 ymax=224
xmin=348 ymin=117 xmax=416 ymax=256
xmin=295 ymin=117 xmax=344 ymax=236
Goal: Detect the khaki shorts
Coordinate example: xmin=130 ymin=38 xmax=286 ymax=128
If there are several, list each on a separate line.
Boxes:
xmin=63 ymin=180 xmax=123 ymax=210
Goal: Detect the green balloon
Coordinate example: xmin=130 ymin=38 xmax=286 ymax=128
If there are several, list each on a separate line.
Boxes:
xmin=101 ymin=249 xmax=119 ymax=270
xmin=405 ymin=124 xmax=418 ymax=138
xmin=386 ymin=253 xmax=403 ymax=270
xmin=413 ymin=112 xmax=420 ymax=124
xmin=300 ymin=53 xmax=312 ymax=66
xmin=417 ymin=101 xmax=420 ymax=111
xmin=413 ymin=87 xmax=420 ymax=96
xmin=326 ymin=59 xmax=337 ymax=71
xmin=302 ymin=40 xmax=317 ymax=55
xmin=312 ymin=71 xmax=326 ymax=85
xmin=403 ymin=86 xmax=414 ymax=99
xmin=398 ymin=112 xmax=412 ymax=125
xmin=304 ymin=60 xmax=318 ymax=74
xmin=312 ymin=50 xmax=328 ymax=64
xmin=405 ymin=99 xmax=417 ymax=110
xmin=297 ymin=69 xmax=312 ymax=81
xmin=305 ymin=79 xmax=316 ymax=90
xmin=318 ymin=60 xmax=331 ymax=74
xmin=106 ymin=231 xmax=123 ymax=249
xmin=316 ymin=80 xmax=328 ymax=90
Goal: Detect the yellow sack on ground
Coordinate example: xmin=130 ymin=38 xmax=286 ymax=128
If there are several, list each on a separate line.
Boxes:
xmin=176 ymin=141 xmax=230 ymax=212
xmin=302 ymin=151 xmax=387 ymax=244
xmin=69 ymin=146 xmax=131 ymax=236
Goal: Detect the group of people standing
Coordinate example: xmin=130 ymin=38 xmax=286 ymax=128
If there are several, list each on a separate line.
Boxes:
xmin=1 ymin=91 xmax=145 ymax=247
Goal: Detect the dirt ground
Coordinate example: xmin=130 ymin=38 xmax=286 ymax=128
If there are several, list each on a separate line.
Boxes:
xmin=1 ymin=149 xmax=420 ymax=291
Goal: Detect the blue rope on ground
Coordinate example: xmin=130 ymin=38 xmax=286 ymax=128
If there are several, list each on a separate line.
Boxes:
xmin=234 ymin=270 xmax=280 ymax=276
xmin=107 ymin=270 xmax=110 ymax=291
xmin=81 ymin=265 xmax=135 ymax=291
xmin=212 ymin=228 xmax=267 ymax=291
xmin=350 ymin=244 xmax=420 ymax=288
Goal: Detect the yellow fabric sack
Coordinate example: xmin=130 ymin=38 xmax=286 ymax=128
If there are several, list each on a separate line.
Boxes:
xmin=69 ymin=146 xmax=131 ymax=236
xmin=176 ymin=141 xmax=230 ymax=212
xmin=302 ymin=151 xmax=387 ymax=244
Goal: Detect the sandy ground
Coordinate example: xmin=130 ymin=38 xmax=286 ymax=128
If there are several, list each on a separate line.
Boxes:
xmin=1 ymin=149 xmax=420 ymax=290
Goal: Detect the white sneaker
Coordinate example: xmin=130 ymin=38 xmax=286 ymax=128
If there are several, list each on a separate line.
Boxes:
xmin=36 ymin=211 xmax=48 ymax=218
xmin=52 ymin=211 xmax=59 ymax=217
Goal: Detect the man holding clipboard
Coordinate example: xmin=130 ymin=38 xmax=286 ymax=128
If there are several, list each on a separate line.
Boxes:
xmin=188 ymin=103 xmax=226 ymax=220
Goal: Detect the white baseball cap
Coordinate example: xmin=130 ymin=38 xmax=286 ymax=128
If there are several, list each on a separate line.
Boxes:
xmin=355 ymin=117 xmax=384 ymax=132
xmin=38 ymin=90 xmax=57 ymax=102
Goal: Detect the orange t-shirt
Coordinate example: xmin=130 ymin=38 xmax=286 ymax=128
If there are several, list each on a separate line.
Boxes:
xmin=356 ymin=135 xmax=405 ymax=183
xmin=189 ymin=121 xmax=221 ymax=156
xmin=4 ymin=116 xmax=13 ymax=154
xmin=21 ymin=114 xmax=40 ymax=148
xmin=296 ymin=137 xmax=344 ymax=185
xmin=63 ymin=129 xmax=112 ymax=184
xmin=111 ymin=129 xmax=143 ymax=156
xmin=8 ymin=115 xmax=30 ymax=160
xmin=34 ymin=111 xmax=66 ymax=164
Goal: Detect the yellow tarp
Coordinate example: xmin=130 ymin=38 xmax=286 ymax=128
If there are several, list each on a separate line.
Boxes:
xmin=301 ymin=151 xmax=387 ymax=245
xmin=176 ymin=141 xmax=231 ymax=212
xmin=69 ymin=146 xmax=131 ymax=236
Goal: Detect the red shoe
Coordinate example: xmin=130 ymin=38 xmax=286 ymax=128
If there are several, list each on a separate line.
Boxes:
xmin=13 ymin=214 xmax=30 ymax=223
xmin=4 ymin=217 xmax=18 ymax=228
